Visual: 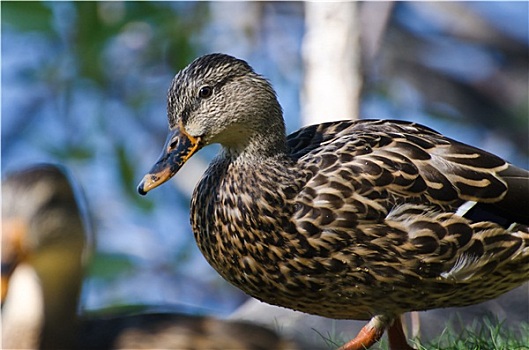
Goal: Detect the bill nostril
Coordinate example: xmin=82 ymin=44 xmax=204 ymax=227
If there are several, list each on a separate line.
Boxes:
xmin=169 ymin=139 xmax=178 ymax=150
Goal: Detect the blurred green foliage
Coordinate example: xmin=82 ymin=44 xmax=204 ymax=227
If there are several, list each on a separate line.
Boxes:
xmin=2 ymin=2 xmax=207 ymax=80
xmin=2 ymin=2 xmax=53 ymax=32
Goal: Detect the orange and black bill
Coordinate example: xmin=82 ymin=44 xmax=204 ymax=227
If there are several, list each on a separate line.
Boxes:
xmin=138 ymin=125 xmax=201 ymax=195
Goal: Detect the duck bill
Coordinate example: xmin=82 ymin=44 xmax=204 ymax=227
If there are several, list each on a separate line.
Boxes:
xmin=137 ymin=126 xmax=201 ymax=195
xmin=1 ymin=218 xmax=25 ymax=305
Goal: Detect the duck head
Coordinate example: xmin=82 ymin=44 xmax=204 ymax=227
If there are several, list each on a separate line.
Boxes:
xmin=137 ymin=53 xmax=285 ymax=195
xmin=1 ymin=165 xmax=87 ymax=305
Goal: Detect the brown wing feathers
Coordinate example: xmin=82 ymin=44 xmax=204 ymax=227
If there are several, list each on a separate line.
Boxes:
xmin=288 ymin=119 xmax=529 ymax=228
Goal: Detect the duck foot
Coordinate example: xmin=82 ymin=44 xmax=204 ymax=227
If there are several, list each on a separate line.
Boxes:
xmin=337 ymin=316 xmax=414 ymax=350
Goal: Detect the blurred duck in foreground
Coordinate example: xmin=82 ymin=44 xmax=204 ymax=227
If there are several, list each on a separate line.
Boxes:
xmin=138 ymin=53 xmax=529 ymax=350
xmin=1 ymin=164 xmax=297 ymax=350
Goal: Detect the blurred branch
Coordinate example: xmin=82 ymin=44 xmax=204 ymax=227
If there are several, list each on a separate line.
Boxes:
xmin=409 ymin=2 xmax=528 ymax=55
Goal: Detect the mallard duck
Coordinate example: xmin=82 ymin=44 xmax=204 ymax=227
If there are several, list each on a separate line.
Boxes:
xmin=1 ymin=164 xmax=297 ymax=350
xmin=137 ymin=53 xmax=529 ymax=350
xmin=2 ymin=164 xmax=86 ymax=349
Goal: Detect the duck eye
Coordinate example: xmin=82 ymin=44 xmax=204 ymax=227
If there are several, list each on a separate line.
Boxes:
xmin=198 ymin=86 xmax=213 ymax=99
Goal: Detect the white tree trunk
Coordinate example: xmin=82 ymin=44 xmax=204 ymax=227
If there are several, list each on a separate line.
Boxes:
xmin=301 ymin=2 xmax=362 ymax=125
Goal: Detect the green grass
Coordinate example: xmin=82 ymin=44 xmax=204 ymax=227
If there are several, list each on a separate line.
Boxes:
xmin=326 ymin=316 xmax=529 ymax=350
xmin=312 ymin=325 xmax=347 ymax=349
xmin=413 ymin=318 xmax=529 ymax=350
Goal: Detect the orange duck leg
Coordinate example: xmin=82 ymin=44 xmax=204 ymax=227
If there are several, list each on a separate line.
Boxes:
xmin=338 ymin=316 xmax=414 ymax=350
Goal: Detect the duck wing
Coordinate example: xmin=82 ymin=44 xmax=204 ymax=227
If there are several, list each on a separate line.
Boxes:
xmin=287 ymin=119 xmax=529 ymax=227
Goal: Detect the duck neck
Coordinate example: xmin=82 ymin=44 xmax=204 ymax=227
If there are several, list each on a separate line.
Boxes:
xmin=37 ymin=244 xmax=83 ymax=348
xmin=225 ymin=134 xmax=287 ymax=163
xmin=1 ymin=251 xmax=83 ymax=349
xmin=1 ymin=264 xmax=44 ymax=349
xmin=223 ymin=116 xmax=288 ymax=161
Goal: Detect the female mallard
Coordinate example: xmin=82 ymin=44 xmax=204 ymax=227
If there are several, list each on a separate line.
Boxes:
xmin=2 ymin=164 xmax=296 ymax=350
xmin=138 ymin=53 xmax=529 ymax=350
